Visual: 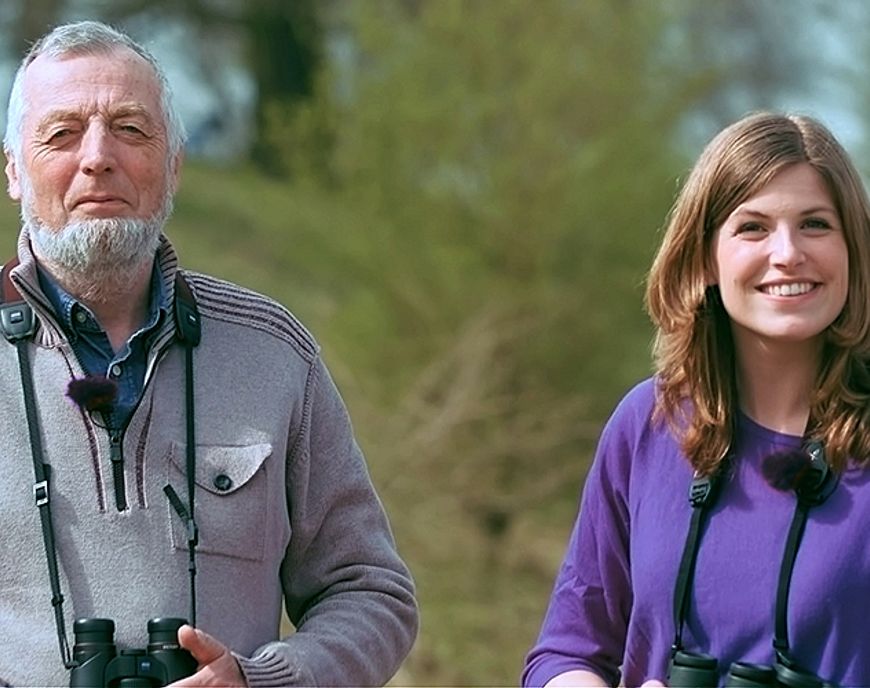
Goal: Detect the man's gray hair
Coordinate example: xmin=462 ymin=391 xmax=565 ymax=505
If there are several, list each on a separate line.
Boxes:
xmin=3 ymin=20 xmax=186 ymax=160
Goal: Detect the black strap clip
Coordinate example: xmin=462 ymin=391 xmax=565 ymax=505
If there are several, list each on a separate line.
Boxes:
xmin=33 ymin=479 xmax=49 ymax=507
xmin=796 ymin=440 xmax=837 ymax=507
xmin=163 ymin=484 xmax=199 ymax=547
xmin=689 ymin=474 xmax=718 ymax=508
xmin=174 ymin=274 xmax=201 ymax=347
xmin=0 ymin=301 xmax=36 ymax=342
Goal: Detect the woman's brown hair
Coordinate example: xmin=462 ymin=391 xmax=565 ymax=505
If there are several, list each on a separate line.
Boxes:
xmin=646 ymin=112 xmax=870 ymax=475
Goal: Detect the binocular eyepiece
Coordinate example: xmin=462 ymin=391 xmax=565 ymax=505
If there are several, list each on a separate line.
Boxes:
xmin=70 ymin=617 xmax=197 ymax=687
xmin=668 ymin=650 xmax=833 ymax=688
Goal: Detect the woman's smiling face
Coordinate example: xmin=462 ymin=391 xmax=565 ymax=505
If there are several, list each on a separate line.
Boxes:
xmin=711 ymin=162 xmax=849 ymax=352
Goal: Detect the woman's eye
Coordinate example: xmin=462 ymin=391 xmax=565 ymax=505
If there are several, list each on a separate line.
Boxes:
xmin=736 ymin=222 xmax=765 ymax=234
xmin=803 ymin=217 xmax=832 ymax=230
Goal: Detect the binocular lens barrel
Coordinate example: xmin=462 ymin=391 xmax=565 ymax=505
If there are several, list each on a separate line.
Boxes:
xmin=726 ymin=661 xmax=777 ymax=686
xmin=73 ymin=618 xmax=115 ymax=645
xmin=70 ymin=619 xmax=117 ymax=687
xmin=668 ymin=650 xmax=719 ymax=687
xmin=146 ymin=617 xmax=197 ymax=683
xmin=147 ymin=617 xmax=187 ymax=648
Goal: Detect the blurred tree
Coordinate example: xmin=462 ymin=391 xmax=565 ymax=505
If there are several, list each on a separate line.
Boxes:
xmin=6 ymin=0 xmax=64 ymax=54
xmin=671 ymin=0 xmax=843 ymax=147
xmin=838 ymin=2 xmax=870 ymax=170
xmin=83 ymin=0 xmax=322 ymax=172
xmin=261 ymin=0 xmax=714 ymax=682
xmin=246 ymin=1 xmax=320 ymax=172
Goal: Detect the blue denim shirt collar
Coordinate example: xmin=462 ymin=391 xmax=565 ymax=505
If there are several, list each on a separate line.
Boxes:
xmin=36 ymin=261 xmax=170 ymax=430
xmin=37 ymin=261 xmax=169 ymax=343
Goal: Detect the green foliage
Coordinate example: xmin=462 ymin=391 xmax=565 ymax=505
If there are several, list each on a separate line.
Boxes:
xmin=254 ymin=1 xmax=714 ymax=683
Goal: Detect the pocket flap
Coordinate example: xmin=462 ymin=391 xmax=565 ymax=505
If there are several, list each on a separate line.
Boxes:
xmin=169 ymin=442 xmax=272 ymax=496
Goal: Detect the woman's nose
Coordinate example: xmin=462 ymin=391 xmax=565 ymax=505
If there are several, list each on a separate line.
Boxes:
xmin=770 ymin=225 xmax=806 ymax=267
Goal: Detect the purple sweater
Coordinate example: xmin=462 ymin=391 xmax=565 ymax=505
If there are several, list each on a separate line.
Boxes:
xmin=523 ymin=378 xmax=870 ymax=687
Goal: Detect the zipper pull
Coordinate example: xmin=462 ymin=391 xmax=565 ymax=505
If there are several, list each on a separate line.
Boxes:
xmin=109 ymin=429 xmax=127 ymax=511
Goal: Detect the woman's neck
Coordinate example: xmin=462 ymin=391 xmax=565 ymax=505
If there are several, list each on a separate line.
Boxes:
xmin=733 ymin=333 xmax=822 ymax=436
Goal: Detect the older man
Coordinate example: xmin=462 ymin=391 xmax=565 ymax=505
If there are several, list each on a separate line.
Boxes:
xmin=0 ymin=20 xmax=417 ymax=687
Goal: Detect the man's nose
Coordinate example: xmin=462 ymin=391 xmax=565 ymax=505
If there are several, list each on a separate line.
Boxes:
xmin=78 ymin=123 xmax=116 ymax=175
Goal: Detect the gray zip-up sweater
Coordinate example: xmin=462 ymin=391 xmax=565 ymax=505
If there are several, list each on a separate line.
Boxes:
xmin=0 ymin=232 xmax=418 ymax=687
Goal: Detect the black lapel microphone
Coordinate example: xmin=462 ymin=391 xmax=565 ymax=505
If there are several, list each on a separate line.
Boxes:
xmin=761 ymin=440 xmax=837 ymax=506
xmin=66 ymin=375 xmax=118 ymax=415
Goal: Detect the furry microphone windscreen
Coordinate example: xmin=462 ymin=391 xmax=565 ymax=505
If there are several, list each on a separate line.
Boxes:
xmin=67 ymin=375 xmax=118 ymax=415
xmin=761 ymin=449 xmax=815 ymax=492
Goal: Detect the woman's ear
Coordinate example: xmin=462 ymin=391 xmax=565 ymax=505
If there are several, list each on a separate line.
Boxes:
xmin=705 ymin=263 xmax=718 ymax=287
xmin=704 ymin=234 xmax=718 ymax=286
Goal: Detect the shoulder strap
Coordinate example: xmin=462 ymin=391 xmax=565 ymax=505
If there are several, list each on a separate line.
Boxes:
xmin=773 ymin=440 xmax=837 ymax=670
xmin=671 ymin=471 xmax=721 ymax=655
xmin=0 ymin=256 xmax=73 ymax=667
xmin=170 ymin=271 xmax=200 ymax=627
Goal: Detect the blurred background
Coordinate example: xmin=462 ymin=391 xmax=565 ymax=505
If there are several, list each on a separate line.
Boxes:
xmin=1 ymin=0 xmax=868 ymax=684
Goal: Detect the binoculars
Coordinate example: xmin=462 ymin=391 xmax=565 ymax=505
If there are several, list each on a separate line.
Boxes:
xmin=69 ymin=617 xmax=197 ymax=687
xmin=668 ymin=649 xmax=834 ymax=687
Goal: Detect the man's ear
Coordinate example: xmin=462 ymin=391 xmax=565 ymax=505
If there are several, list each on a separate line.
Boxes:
xmin=5 ymin=150 xmax=21 ymax=201
xmin=168 ymin=150 xmax=183 ymax=195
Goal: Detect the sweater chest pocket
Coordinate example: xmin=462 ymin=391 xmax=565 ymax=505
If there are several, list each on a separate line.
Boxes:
xmin=166 ymin=441 xmax=272 ymax=562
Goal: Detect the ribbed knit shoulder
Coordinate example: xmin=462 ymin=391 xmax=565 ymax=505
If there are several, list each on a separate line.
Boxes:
xmin=181 ymin=270 xmax=320 ymax=363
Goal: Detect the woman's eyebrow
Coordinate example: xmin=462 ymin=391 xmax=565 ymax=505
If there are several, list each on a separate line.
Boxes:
xmin=730 ymin=204 xmax=838 ymax=219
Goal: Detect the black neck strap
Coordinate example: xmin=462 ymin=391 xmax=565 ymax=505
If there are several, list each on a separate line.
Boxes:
xmin=170 ymin=272 xmax=201 ymax=627
xmin=671 ymin=444 xmax=837 ymax=671
xmin=671 ymin=472 xmax=721 ymax=655
xmin=772 ymin=501 xmax=809 ymax=666
xmin=772 ymin=439 xmax=837 ymax=669
xmin=0 ymin=258 xmax=201 ymax=668
xmin=0 ymin=260 xmax=71 ymax=666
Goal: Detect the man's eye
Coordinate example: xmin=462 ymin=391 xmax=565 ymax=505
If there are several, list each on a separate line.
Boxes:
xmin=117 ymin=124 xmax=145 ymax=135
xmin=47 ymin=129 xmax=73 ymax=142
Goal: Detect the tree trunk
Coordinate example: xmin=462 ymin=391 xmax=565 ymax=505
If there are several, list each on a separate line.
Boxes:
xmin=247 ymin=0 xmax=321 ymax=174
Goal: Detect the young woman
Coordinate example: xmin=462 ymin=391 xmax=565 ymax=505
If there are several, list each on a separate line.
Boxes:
xmin=522 ymin=112 xmax=870 ymax=688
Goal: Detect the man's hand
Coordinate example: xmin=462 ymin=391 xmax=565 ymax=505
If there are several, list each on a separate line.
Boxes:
xmin=168 ymin=625 xmax=247 ymax=687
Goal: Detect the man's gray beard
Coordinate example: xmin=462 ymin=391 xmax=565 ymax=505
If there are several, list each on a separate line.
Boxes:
xmin=24 ymin=201 xmax=171 ymax=304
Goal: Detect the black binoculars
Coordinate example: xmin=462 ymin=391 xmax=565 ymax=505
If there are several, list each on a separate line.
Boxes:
xmin=668 ymin=649 xmax=834 ymax=687
xmin=69 ymin=617 xmax=197 ymax=687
